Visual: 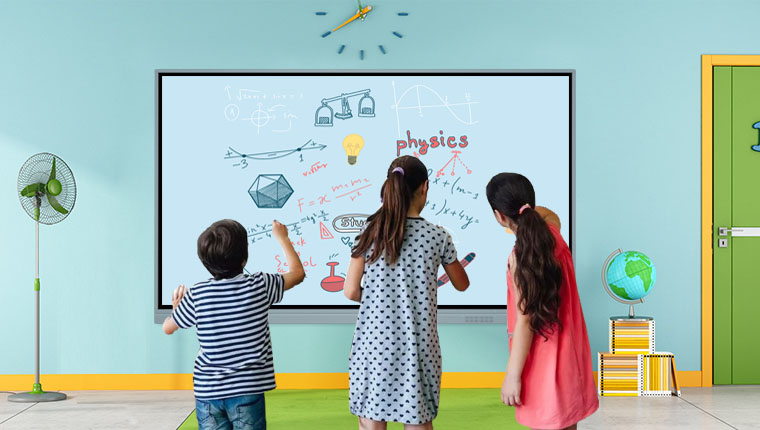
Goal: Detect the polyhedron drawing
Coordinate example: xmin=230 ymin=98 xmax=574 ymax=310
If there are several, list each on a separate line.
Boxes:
xmin=248 ymin=174 xmax=293 ymax=209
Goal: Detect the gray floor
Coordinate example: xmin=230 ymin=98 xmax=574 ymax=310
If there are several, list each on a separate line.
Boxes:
xmin=1 ymin=387 xmax=758 ymax=429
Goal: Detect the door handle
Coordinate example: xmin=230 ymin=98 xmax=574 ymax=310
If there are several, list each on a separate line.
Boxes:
xmin=718 ymin=227 xmax=760 ymax=237
xmin=753 ymin=121 xmax=760 ymax=152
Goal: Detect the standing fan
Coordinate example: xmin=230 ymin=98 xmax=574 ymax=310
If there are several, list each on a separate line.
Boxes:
xmin=9 ymin=153 xmax=76 ymax=403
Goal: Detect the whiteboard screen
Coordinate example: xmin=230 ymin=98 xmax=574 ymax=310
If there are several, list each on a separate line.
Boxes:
xmin=157 ymin=71 xmax=573 ymax=313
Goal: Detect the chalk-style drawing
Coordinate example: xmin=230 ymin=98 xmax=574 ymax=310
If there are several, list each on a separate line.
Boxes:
xmin=248 ymin=221 xmax=301 ymax=242
xmin=224 ymin=104 xmax=240 ymax=121
xmin=247 ymin=211 xmax=328 ymax=244
xmin=229 ymin=103 xmax=297 ymax=134
xmin=321 ymin=262 xmax=345 ymax=292
xmin=437 ymin=252 xmax=476 ymax=287
xmin=319 ymin=222 xmax=335 ymax=239
xmin=238 ymin=89 xmax=264 ymax=100
xmin=436 ymin=150 xmax=472 ymax=178
xmin=245 ymin=103 xmax=271 ymax=134
xmin=314 ymin=89 xmax=375 ymax=127
xmin=248 ymin=174 xmax=294 ymax=209
xmin=427 ymin=199 xmax=479 ymax=230
xmin=340 ymin=236 xmax=354 ymax=249
xmin=332 ymin=214 xmax=369 ymax=234
xmin=391 ymin=81 xmax=478 ymax=137
xmin=224 ymin=140 xmax=326 ymax=166
xmin=430 ymin=175 xmax=479 ymax=200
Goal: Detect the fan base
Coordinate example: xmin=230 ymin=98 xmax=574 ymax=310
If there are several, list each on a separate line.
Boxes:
xmin=8 ymin=390 xmax=67 ymax=403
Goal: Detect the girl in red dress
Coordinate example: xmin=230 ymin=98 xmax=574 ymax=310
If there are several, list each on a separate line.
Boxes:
xmin=486 ymin=173 xmax=598 ymax=430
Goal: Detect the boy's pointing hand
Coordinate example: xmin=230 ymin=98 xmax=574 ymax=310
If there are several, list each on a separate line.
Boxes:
xmin=172 ymin=285 xmax=187 ymax=310
xmin=272 ymin=220 xmax=289 ymax=242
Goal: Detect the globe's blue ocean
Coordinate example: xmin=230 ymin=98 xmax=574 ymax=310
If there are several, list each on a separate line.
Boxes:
xmin=605 ymin=251 xmax=656 ymax=301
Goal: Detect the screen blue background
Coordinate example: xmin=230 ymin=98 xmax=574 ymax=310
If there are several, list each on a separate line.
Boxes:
xmin=161 ymin=74 xmax=570 ymax=307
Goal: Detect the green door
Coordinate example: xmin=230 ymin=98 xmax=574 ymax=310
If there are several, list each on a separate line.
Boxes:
xmin=714 ymin=66 xmax=760 ymax=384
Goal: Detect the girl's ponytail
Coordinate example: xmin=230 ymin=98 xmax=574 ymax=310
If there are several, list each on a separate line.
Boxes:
xmin=486 ymin=173 xmax=562 ymax=339
xmin=352 ymin=156 xmax=428 ymax=264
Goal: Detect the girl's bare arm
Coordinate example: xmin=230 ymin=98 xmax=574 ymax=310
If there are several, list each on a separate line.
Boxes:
xmin=502 ymin=253 xmax=534 ymax=406
xmin=343 ymin=256 xmax=365 ymax=302
xmin=443 ymin=261 xmax=470 ymax=291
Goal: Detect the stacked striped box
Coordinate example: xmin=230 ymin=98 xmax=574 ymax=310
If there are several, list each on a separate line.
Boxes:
xmin=609 ymin=319 xmax=655 ymax=354
xmin=598 ymin=319 xmax=680 ymax=397
xmin=598 ymin=353 xmax=640 ymax=396
xmin=599 ymin=351 xmax=681 ymax=397
xmin=640 ymin=353 xmax=680 ymax=397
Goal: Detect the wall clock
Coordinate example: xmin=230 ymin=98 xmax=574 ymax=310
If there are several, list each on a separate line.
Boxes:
xmin=316 ymin=1 xmax=408 ymax=60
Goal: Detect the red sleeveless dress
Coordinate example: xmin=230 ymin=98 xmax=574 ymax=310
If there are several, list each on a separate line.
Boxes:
xmin=507 ymin=224 xmax=598 ymax=429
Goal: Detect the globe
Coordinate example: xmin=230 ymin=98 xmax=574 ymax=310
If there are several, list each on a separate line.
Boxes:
xmin=602 ymin=249 xmax=656 ymax=319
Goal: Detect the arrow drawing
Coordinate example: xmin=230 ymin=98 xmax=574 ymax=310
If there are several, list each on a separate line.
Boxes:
xmin=224 ymin=139 xmax=327 ymax=162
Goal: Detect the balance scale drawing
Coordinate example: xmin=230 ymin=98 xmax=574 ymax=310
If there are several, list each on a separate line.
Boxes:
xmin=314 ymin=89 xmax=375 ymax=126
xmin=391 ymin=81 xmax=478 ymax=137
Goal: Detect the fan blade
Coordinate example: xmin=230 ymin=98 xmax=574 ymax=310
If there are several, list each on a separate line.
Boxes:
xmin=49 ymin=157 xmax=57 ymax=182
xmin=47 ymin=193 xmax=68 ymax=215
xmin=20 ymin=183 xmax=44 ymax=197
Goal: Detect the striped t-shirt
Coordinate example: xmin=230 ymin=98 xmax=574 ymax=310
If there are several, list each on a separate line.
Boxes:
xmin=172 ymin=272 xmax=284 ymax=400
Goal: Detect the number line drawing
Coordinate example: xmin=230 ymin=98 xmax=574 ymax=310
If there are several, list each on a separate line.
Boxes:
xmin=224 ymin=140 xmax=327 ymax=162
xmin=391 ymin=81 xmax=479 ymax=137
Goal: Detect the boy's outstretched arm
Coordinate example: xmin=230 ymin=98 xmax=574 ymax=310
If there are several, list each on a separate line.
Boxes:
xmin=162 ymin=285 xmax=187 ymax=335
xmin=163 ymin=317 xmax=179 ymax=335
xmin=343 ymin=256 xmax=365 ymax=302
xmin=272 ymin=220 xmax=305 ymax=290
xmin=443 ymin=261 xmax=470 ymax=291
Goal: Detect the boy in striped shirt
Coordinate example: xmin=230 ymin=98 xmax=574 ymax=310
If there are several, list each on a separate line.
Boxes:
xmin=163 ymin=219 xmax=305 ymax=430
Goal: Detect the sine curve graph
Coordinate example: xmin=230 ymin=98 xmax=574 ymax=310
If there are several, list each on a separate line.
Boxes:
xmin=391 ymin=81 xmax=479 ymax=137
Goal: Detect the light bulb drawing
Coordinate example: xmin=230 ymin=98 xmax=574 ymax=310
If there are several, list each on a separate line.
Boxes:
xmin=342 ymin=134 xmax=365 ymax=165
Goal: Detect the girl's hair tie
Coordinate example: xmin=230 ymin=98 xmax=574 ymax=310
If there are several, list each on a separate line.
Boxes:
xmin=518 ymin=203 xmax=532 ymax=215
xmin=392 ymin=167 xmax=405 ymax=176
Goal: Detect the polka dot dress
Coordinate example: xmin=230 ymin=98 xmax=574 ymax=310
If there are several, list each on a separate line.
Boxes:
xmin=349 ymin=218 xmax=457 ymax=425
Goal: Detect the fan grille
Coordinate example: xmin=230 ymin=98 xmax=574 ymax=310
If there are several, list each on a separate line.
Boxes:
xmin=17 ymin=153 xmax=76 ymax=225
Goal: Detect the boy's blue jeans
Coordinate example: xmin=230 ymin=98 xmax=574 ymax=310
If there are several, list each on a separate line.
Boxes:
xmin=196 ymin=394 xmax=266 ymax=430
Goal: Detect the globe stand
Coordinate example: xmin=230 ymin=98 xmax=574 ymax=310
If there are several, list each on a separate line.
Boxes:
xmin=603 ymin=249 xmax=654 ymax=322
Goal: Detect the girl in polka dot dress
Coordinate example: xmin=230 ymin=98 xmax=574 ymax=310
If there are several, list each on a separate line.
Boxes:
xmin=344 ymin=156 xmax=470 ymax=430
xmin=486 ymin=173 xmax=598 ymax=430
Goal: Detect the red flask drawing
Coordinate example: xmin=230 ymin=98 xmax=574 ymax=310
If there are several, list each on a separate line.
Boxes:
xmin=321 ymin=262 xmax=345 ymax=292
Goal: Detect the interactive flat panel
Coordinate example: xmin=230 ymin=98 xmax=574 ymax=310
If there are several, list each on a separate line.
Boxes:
xmin=156 ymin=71 xmax=574 ymax=323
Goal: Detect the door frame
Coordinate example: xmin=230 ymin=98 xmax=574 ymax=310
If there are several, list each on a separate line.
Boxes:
xmin=701 ymin=54 xmax=760 ymax=387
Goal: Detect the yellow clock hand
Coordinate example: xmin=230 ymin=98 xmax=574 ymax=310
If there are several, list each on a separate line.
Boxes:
xmin=332 ymin=5 xmax=372 ymax=32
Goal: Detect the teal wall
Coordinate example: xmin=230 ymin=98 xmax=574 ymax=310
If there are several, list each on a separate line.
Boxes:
xmin=1 ymin=0 xmax=757 ymax=377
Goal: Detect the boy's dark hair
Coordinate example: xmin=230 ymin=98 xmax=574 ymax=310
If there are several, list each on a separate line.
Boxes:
xmin=197 ymin=219 xmax=248 ymax=280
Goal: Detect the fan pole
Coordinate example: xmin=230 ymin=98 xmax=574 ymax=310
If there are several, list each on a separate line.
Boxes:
xmin=8 ymin=201 xmax=66 ymax=402
xmin=34 ymin=217 xmax=40 ymax=392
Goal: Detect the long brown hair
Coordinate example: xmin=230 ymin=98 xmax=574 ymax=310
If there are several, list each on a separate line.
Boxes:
xmin=486 ymin=173 xmax=562 ymax=339
xmin=352 ymin=156 xmax=428 ymax=264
